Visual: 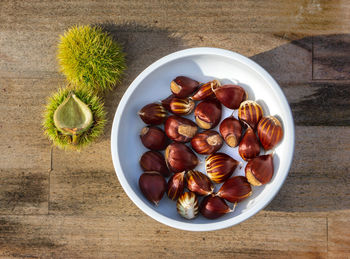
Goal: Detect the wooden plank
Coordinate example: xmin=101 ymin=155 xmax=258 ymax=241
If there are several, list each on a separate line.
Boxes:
xmin=0 ymin=170 xmax=48 ymax=215
xmin=0 ymin=212 xmax=327 ymax=258
xmin=313 ymin=34 xmax=350 ymax=80
xmin=0 ymin=78 xmax=54 ymax=170
xmin=0 ymin=0 xmax=349 ymax=34
xmin=328 ymin=216 xmax=350 ymax=254
xmin=49 ymin=126 xmax=350 ymax=216
xmin=285 ymin=81 xmax=350 ymax=126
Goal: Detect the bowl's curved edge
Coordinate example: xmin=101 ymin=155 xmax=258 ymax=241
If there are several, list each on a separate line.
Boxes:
xmin=111 ymin=47 xmax=295 ymax=231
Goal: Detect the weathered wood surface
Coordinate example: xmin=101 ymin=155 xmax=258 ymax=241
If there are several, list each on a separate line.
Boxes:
xmin=0 ymin=0 xmax=350 ymax=258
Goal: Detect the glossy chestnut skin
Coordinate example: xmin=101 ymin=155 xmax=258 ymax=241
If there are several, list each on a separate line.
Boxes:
xmin=245 ymin=154 xmax=274 ymax=186
xmin=205 ymin=153 xmax=239 ymax=183
xmin=191 ymin=130 xmax=223 ymax=155
xmin=200 ymin=194 xmax=232 ymax=219
xmin=164 ymin=115 xmax=198 ymax=143
xmin=194 ymin=99 xmax=222 ymax=129
xmin=217 ymin=176 xmax=252 ymax=203
xmin=177 ymin=191 xmax=199 ymax=219
xmin=140 ymin=126 xmax=168 ymax=150
xmin=161 ymin=94 xmax=176 ymax=112
xmin=191 ymin=79 xmax=220 ymax=101
xmin=169 ymin=97 xmax=195 ymax=115
xmin=213 ymin=84 xmax=247 ymax=109
xmin=139 ymin=151 xmax=171 ymax=177
xmin=165 ymin=143 xmax=199 ymax=173
xmin=186 ymin=170 xmax=214 ymax=196
xmin=167 ymin=171 xmax=186 ymax=200
xmin=219 ymin=116 xmax=242 ymax=147
xmin=139 ymin=171 xmax=167 ymax=206
xmin=170 ymin=76 xmax=200 ymax=98
xmin=238 ymin=100 xmax=263 ymax=129
xmin=139 ymin=103 xmax=167 ymax=125
xmin=257 ymin=116 xmax=283 ymax=150
xmin=238 ymin=127 xmax=260 ymax=161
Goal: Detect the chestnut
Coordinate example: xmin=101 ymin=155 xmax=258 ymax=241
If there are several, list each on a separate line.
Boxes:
xmin=245 ymin=154 xmax=274 ymax=186
xmin=186 ymin=170 xmax=214 ymax=196
xmin=139 ymin=171 xmax=167 ymax=206
xmin=200 ymin=194 xmax=232 ymax=219
xmin=167 ymin=171 xmax=186 ymax=200
xmin=191 ymin=79 xmax=221 ymax=101
xmin=139 ymin=151 xmax=171 ymax=177
xmin=138 ymin=103 xmax=167 ymax=125
xmin=140 ymin=126 xmax=168 ymax=150
xmin=219 ymin=116 xmax=242 ymax=147
xmin=238 ymin=127 xmax=260 ymax=161
xmin=257 ymin=116 xmax=283 ymax=151
xmin=191 ymin=130 xmax=223 ymax=155
xmin=170 ymin=76 xmax=200 ymax=98
xmin=194 ymin=99 xmax=222 ymax=129
xmin=165 ymin=143 xmax=199 ymax=173
xmin=205 ymin=153 xmax=239 ymax=183
xmin=164 ymin=115 xmax=198 ymax=143
xmin=169 ymin=97 xmax=195 ymax=115
xmin=161 ymin=94 xmax=175 ymax=112
xmin=217 ymin=176 xmax=252 ymax=203
xmin=177 ymin=191 xmax=199 ymax=219
xmin=213 ymin=84 xmax=247 ymax=109
xmin=238 ymin=100 xmax=263 ymax=129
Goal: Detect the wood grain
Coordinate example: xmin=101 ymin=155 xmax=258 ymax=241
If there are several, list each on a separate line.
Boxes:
xmin=1 ymin=0 xmax=350 ymax=257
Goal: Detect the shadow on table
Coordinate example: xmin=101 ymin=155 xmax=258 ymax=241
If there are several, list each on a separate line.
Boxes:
xmin=95 ymin=22 xmax=185 ymax=133
xmin=250 ymin=34 xmax=350 ymax=212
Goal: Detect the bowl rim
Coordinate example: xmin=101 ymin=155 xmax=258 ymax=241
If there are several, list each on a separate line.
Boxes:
xmin=111 ymin=47 xmax=295 ymax=231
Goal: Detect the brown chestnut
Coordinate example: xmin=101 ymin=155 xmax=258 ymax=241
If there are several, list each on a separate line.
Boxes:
xmin=219 ymin=116 xmax=242 ymax=147
xmin=245 ymin=154 xmax=274 ymax=186
xmin=200 ymin=194 xmax=232 ymax=219
xmin=140 ymin=151 xmax=171 ymax=177
xmin=167 ymin=171 xmax=186 ymax=200
xmin=186 ymin=170 xmax=214 ymax=196
xmin=165 ymin=143 xmax=199 ymax=173
xmin=177 ymin=191 xmax=199 ymax=219
xmin=139 ymin=103 xmax=167 ymax=125
xmin=161 ymin=94 xmax=175 ymax=112
xmin=238 ymin=127 xmax=260 ymax=161
xmin=213 ymin=84 xmax=247 ymax=109
xmin=169 ymin=97 xmax=195 ymax=115
xmin=191 ymin=130 xmax=223 ymax=155
xmin=164 ymin=115 xmax=198 ymax=143
xmin=191 ymin=79 xmax=221 ymax=101
xmin=170 ymin=76 xmax=200 ymax=98
xmin=217 ymin=176 xmax=252 ymax=203
xmin=257 ymin=116 xmax=283 ymax=151
xmin=238 ymin=100 xmax=263 ymax=129
xmin=140 ymin=126 xmax=168 ymax=150
xmin=194 ymin=99 xmax=222 ymax=129
xmin=205 ymin=153 xmax=239 ymax=183
xmin=139 ymin=171 xmax=167 ymax=206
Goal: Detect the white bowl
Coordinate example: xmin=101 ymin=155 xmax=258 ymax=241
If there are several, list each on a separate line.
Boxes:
xmin=111 ymin=47 xmax=294 ymax=231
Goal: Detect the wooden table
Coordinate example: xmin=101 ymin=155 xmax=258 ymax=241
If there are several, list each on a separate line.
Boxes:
xmin=1 ymin=1 xmax=349 ymax=258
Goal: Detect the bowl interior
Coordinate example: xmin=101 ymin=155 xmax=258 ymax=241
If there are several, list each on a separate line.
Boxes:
xmin=112 ymin=49 xmax=294 ymax=231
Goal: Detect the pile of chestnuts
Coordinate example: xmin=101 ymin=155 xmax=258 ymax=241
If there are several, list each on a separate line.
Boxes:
xmin=138 ymin=76 xmax=283 ymax=220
